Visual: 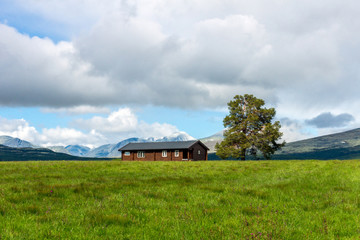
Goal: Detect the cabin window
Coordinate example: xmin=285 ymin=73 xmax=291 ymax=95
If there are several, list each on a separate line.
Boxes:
xmin=137 ymin=151 xmax=145 ymax=158
xmin=198 ymin=150 xmax=201 ymax=155
xmin=175 ymin=150 xmax=179 ymax=157
xmin=124 ymin=151 xmax=130 ymax=156
xmin=162 ymin=150 xmax=167 ymax=157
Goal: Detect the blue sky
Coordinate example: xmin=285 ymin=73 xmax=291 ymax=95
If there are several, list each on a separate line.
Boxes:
xmin=0 ymin=106 xmax=225 ymax=140
xmin=0 ymin=0 xmax=359 ymax=147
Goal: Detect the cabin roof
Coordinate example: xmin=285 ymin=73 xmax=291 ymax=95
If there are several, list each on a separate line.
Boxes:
xmin=118 ymin=140 xmax=209 ymax=151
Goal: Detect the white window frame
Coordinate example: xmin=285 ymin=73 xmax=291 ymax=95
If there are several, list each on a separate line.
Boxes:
xmin=174 ymin=150 xmax=179 ymax=157
xmin=137 ymin=151 xmax=145 ymax=158
xmin=198 ymin=150 xmax=201 ymax=155
xmin=124 ymin=151 xmax=130 ymax=156
xmin=162 ymin=150 xmax=167 ymax=157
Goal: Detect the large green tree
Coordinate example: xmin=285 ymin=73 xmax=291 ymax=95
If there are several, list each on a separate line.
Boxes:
xmin=215 ymin=94 xmax=285 ymax=160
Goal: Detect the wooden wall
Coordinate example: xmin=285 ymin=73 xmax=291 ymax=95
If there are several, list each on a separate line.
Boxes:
xmin=122 ymin=150 xmax=185 ymax=161
xmin=121 ymin=143 xmax=208 ymax=161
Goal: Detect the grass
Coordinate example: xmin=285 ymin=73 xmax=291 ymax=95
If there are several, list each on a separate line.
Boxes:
xmin=0 ymin=160 xmax=360 ymax=239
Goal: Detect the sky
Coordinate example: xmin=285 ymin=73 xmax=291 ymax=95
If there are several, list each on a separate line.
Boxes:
xmin=0 ymin=0 xmax=360 ymax=148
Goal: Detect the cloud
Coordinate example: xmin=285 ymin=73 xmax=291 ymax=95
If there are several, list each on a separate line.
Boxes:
xmin=1 ymin=0 xmax=360 ymax=127
xmin=41 ymin=106 xmax=111 ymax=115
xmin=0 ymin=108 xmax=185 ymax=147
xmin=73 ymin=108 xmax=180 ymax=140
xmin=306 ymin=112 xmax=355 ymax=128
xmin=0 ymin=117 xmax=38 ymax=142
xmin=279 ymin=118 xmax=315 ymax=142
xmin=0 ymin=116 xmax=106 ymax=147
xmin=0 ymin=23 xmax=116 ymax=107
xmin=38 ymin=127 xmax=105 ymax=147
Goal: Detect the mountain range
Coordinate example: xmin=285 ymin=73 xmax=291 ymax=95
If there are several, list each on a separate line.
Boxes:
xmin=206 ymin=128 xmax=360 ymax=160
xmin=0 ymin=132 xmax=195 ymax=159
xmin=2 ymin=128 xmax=360 ymax=160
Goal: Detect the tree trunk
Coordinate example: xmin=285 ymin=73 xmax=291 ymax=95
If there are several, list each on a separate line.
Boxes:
xmin=240 ymin=148 xmax=246 ymax=161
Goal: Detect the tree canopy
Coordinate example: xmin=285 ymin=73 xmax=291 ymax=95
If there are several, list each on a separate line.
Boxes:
xmin=215 ymin=94 xmax=285 ymax=160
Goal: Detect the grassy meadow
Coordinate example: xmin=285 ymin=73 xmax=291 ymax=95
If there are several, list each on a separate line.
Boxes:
xmin=0 ymin=160 xmax=360 ymax=239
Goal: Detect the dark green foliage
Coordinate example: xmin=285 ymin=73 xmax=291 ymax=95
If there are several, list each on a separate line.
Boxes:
xmin=216 ymin=94 xmax=285 ymax=160
xmin=274 ymin=145 xmax=360 ymax=160
xmin=210 ymin=145 xmax=360 ymax=160
xmin=0 ymin=144 xmax=108 ymax=161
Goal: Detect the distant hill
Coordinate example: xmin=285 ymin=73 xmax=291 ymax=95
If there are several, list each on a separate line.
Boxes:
xmin=200 ymin=130 xmax=224 ymax=152
xmin=273 ymin=128 xmax=360 ymax=160
xmin=65 ymin=145 xmax=91 ymax=156
xmin=279 ymin=128 xmax=360 ymax=154
xmin=208 ymin=128 xmax=360 ymax=160
xmin=4 ymin=128 xmax=360 ymax=160
xmin=0 ymin=144 xmax=100 ymax=161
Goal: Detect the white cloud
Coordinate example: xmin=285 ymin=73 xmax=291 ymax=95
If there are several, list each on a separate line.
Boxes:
xmin=0 ymin=108 xmax=185 ymax=147
xmin=279 ymin=118 xmax=316 ymax=143
xmin=74 ymin=108 xmax=138 ymax=133
xmin=73 ymin=108 xmax=180 ymax=140
xmin=2 ymin=0 xmax=360 ymax=142
xmin=2 ymin=1 xmax=360 ymax=112
xmin=38 ymin=127 xmax=105 ymax=148
xmin=0 ymin=117 xmax=38 ymax=142
xmin=0 ymin=23 xmax=114 ymax=107
xmin=0 ymin=116 xmax=106 ymax=148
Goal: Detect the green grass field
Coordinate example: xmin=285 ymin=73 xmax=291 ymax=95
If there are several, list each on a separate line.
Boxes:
xmin=1 ymin=160 xmax=360 ymax=239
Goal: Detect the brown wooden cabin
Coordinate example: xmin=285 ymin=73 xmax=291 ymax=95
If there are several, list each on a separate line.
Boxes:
xmin=119 ymin=140 xmax=209 ymax=161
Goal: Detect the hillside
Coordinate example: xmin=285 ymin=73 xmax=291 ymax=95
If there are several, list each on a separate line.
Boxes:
xmin=0 ymin=145 xmax=100 ymax=161
xmin=279 ymin=128 xmax=360 ymax=154
xmin=208 ymin=128 xmax=360 ymax=160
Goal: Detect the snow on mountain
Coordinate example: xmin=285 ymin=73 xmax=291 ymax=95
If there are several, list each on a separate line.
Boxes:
xmin=156 ymin=132 xmax=196 ymax=142
xmin=86 ymin=132 xmax=196 ymax=158
xmin=47 ymin=146 xmax=71 ymax=154
xmin=201 ymin=130 xmax=225 ymax=142
xmin=65 ymin=145 xmax=91 ymax=157
xmin=0 ymin=136 xmax=35 ymax=148
xmin=0 ymin=132 xmax=196 ymax=158
xmin=85 ymin=138 xmax=148 ymax=158
xmin=200 ymin=130 xmax=225 ymax=152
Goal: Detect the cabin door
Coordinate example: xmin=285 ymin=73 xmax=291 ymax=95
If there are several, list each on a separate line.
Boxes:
xmin=189 ymin=150 xmax=193 ymax=160
xmin=183 ymin=150 xmax=188 ymax=160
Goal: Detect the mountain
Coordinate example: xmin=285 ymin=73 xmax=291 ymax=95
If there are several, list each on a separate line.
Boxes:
xmin=0 ymin=144 xmax=98 ymax=161
xmin=208 ymin=128 xmax=360 ymax=160
xmin=274 ymin=128 xmax=360 ymax=159
xmin=47 ymin=146 xmax=71 ymax=154
xmin=278 ymin=128 xmax=360 ymax=154
xmin=200 ymin=130 xmax=224 ymax=152
xmin=65 ymin=145 xmax=90 ymax=156
xmin=157 ymin=132 xmax=196 ymax=142
xmin=0 ymin=136 xmax=35 ymax=148
xmin=0 ymin=132 xmax=196 ymax=158
xmin=85 ymin=138 xmax=145 ymax=158
xmin=86 ymin=132 xmax=196 ymax=158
